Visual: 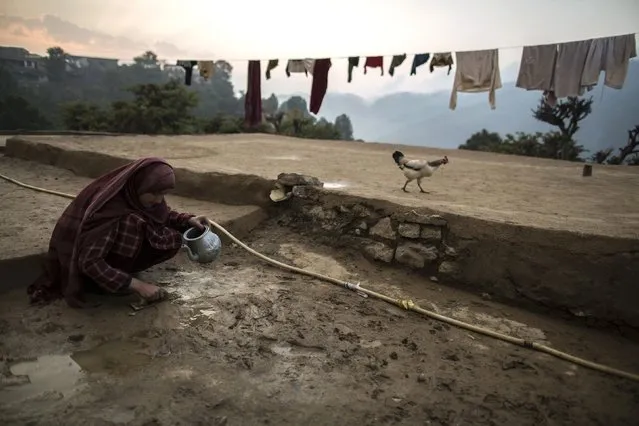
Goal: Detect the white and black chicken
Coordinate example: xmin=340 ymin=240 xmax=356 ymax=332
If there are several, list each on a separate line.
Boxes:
xmin=392 ymin=150 xmax=449 ymax=193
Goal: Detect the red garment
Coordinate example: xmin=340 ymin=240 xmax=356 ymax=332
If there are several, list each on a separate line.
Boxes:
xmin=310 ymin=59 xmax=331 ymax=114
xmin=364 ymin=56 xmax=384 ymax=75
xmin=245 ymin=60 xmax=262 ymax=128
xmin=28 ymin=158 xmax=194 ymax=308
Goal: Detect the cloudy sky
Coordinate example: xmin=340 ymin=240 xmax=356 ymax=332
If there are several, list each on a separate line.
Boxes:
xmin=2 ymin=0 xmax=638 ymax=98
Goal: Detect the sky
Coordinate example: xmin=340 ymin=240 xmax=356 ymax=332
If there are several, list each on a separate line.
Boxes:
xmin=1 ymin=0 xmax=639 ymax=99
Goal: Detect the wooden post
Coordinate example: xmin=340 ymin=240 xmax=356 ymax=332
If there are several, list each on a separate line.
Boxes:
xmin=582 ymin=164 xmax=593 ymax=177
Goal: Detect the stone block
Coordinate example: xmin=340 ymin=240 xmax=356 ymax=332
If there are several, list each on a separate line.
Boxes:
xmin=395 ymin=243 xmax=439 ymax=269
xmin=398 ymin=223 xmax=421 ymax=238
xmin=421 ymin=226 xmax=442 ymax=241
xmin=363 ymin=242 xmax=395 ymax=263
xmin=369 ymin=217 xmax=396 ymax=240
xmin=392 ymin=211 xmax=447 ymax=226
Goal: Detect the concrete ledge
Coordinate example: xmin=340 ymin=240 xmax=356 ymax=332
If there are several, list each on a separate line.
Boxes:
xmin=4 ymin=136 xmax=639 ymax=329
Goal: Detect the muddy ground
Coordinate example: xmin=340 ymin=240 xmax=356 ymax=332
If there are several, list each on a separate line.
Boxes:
xmin=2 ymin=219 xmax=639 ymax=425
xmin=7 ymin=134 xmax=639 ymax=238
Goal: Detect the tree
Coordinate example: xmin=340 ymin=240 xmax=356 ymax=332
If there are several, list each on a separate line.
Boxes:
xmin=532 ymin=96 xmax=592 ymax=160
xmin=334 ymin=114 xmax=354 ymax=140
xmin=133 ymin=51 xmax=159 ymax=68
xmin=46 ymin=46 xmax=68 ymax=82
xmin=459 ymin=129 xmax=503 ymax=151
xmin=0 ymin=95 xmax=51 ymax=130
xmin=592 ymin=125 xmax=639 ymax=165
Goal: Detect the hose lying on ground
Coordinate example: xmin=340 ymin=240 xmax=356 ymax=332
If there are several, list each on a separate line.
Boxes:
xmin=1 ymin=171 xmax=638 ymax=383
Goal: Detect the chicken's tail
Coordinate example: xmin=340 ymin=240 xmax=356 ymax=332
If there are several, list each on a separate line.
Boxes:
xmin=392 ymin=151 xmax=405 ymax=168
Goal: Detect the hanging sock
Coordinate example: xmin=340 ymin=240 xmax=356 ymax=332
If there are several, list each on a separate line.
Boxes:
xmin=430 ymin=53 xmax=454 ymax=75
xmin=347 ymin=57 xmax=360 ymax=82
xmin=285 ymin=59 xmax=314 ymax=77
xmin=245 ymin=60 xmax=262 ymax=128
xmin=177 ymin=60 xmax=197 ymax=85
xmin=198 ymin=61 xmax=215 ymax=80
xmin=388 ymin=54 xmax=407 ymax=76
xmin=310 ymin=59 xmax=331 ymax=115
xmin=364 ymin=56 xmax=384 ymax=75
xmin=410 ymin=54 xmax=430 ymax=75
xmin=449 ymin=49 xmax=502 ymax=111
xmin=266 ymin=59 xmax=279 ymax=80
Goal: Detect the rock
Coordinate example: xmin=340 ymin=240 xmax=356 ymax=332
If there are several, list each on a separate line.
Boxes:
xmin=307 ymin=206 xmax=337 ymax=221
xmin=291 ymin=185 xmax=320 ymax=200
xmin=398 ymin=223 xmax=420 ymax=238
xmin=438 ymin=261 xmax=461 ymax=278
xmin=363 ymin=242 xmax=395 ymax=263
xmin=357 ymin=221 xmax=368 ymax=230
xmin=369 ymin=217 xmax=396 ymax=240
xmin=277 ymin=173 xmax=323 ymax=187
xmin=421 ymin=226 xmax=442 ymax=241
xmin=395 ymin=243 xmax=439 ymax=268
xmin=443 ymin=245 xmax=458 ymax=257
xmin=392 ymin=211 xmax=447 ymax=226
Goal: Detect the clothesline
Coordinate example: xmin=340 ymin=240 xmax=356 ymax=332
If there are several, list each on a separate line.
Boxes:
xmin=234 ymin=32 xmax=637 ymax=126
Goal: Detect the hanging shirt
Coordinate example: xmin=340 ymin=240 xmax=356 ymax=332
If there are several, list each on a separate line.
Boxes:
xmin=310 ymin=59 xmax=331 ymax=115
xmin=581 ymin=34 xmax=637 ymax=91
xmin=198 ymin=61 xmax=215 ymax=80
xmin=449 ymin=49 xmax=502 ymax=111
xmin=244 ymin=60 xmax=262 ymax=128
xmin=347 ymin=57 xmax=360 ymax=82
xmin=177 ymin=60 xmax=197 ymax=85
xmin=410 ymin=54 xmax=430 ymax=75
xmin=266 ymin=59 xmax=279 ymax=80
xmin=430 ymin=53 xmax=454 ymax=74
xmin=286 ymin=59 xmax=315 ymax=77
xmin=515 ymin=44 xmax=557 ymax=91
xmin=364 ymin=56 xmax=384 ymax=75
xmin=389 ymin=54 xmax=407 ymax=76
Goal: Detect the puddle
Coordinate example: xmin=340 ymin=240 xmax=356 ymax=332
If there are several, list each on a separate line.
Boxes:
xmin=324 ymin=181 xmax=349 ymax=189
xmin=1 ymin=355 xmax=86 ymax=407
xmin=71 ymin=340 xmax=151 ymax=375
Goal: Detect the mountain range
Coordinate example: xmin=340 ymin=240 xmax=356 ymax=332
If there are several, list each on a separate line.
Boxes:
xmin=278 ymin=60 xmax=639 ymax=153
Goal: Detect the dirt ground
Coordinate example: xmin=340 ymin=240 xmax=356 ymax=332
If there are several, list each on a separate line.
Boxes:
xmin=1 ymin=222 xmax=639 ymax=426
xmin=7 ymin=134 xmax=639 ymax=239
xmin=1 ymin=156 xmax=639 ymax=425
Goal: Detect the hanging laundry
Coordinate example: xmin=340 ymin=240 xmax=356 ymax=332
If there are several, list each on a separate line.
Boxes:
xmin=515 ymin=44 xmax=557 ymax=91
xmin=581 ymin=34 xmax=637 ymax=91
xmin=449 ymin=49 xmax=502 ymax=111
xmin=245 ymin=60 xmax=262 ymax=128
xmin=410 ymin=54 xmax=430 ymax=75
xmin=364 ymin=56 xmax=384 ymax=75
xmin=286 ymin=59 xmax=315 ymax=77
xmin=389 ymin=54 xmax=407 ymax=76
xmin=198 ymin=61 xmax=215 ymax=80
xmin=430 ymin=53 xmax=454 ymax=74
xmin=552 ymin=39 xmax=593 ymax=99
xmin=310 ymin=59 xmax=331 ymax=115
xmin=177 ymin=60 xmax=197 ymax=85
xmin=266 ymin=60 xmax=279 ymax=80
xmin=347 ymin=57 xmax=360 ymax=83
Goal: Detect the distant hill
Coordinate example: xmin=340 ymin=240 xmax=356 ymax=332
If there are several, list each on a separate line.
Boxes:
xmin=279 ymin=60 xmax=639 ymax=153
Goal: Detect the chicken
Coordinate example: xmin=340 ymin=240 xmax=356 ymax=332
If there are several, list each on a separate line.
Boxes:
xmin=391 ymin=151 xmax=449 ymax=193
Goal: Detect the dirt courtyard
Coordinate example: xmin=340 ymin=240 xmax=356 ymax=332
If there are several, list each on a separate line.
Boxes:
xmin=1 ymin=222 xmax=639 ymax=425
xmin=7 ymin=134 xmax=639 ymax=239
xmin=1 ymin=156 xmax=639 ymax=425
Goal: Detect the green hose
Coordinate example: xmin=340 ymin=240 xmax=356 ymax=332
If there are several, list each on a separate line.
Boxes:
xmin=1 ymin=171 xmax=638 ymax=383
